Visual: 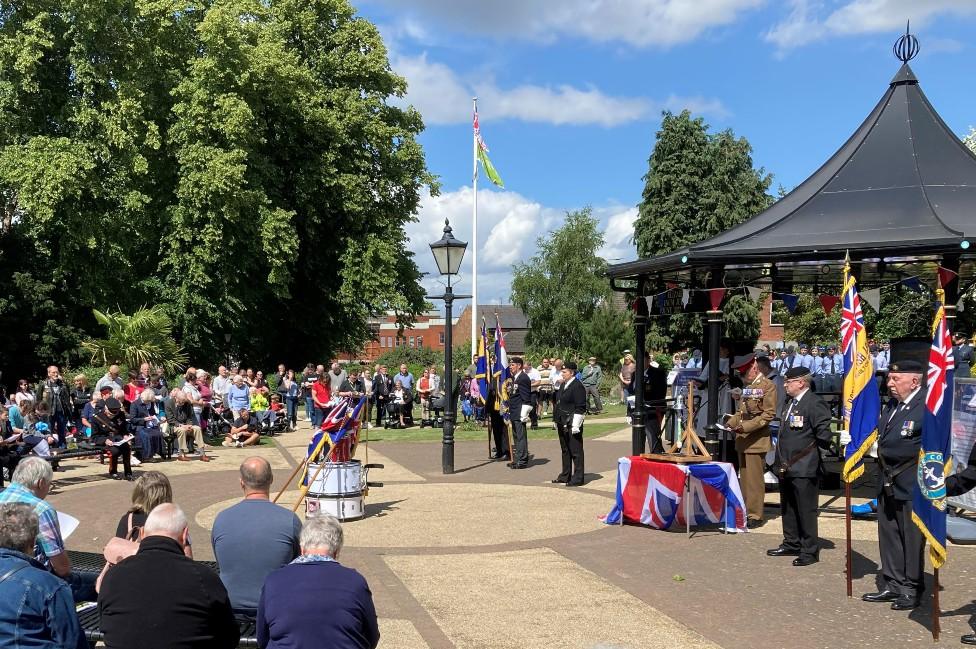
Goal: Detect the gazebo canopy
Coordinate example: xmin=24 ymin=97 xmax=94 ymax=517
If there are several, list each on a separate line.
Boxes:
xmin=608 ymin=55 xmax=976 ymax=291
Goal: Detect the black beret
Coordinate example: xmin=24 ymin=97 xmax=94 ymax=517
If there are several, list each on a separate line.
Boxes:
xmin=785 ymin=367 xmax=811 ymax=379
xmin=889 ymin=360 xmax=923 ymax=373
xmin=564 ymin=361 xmax=578 ymax=371
xmin=99 ymin=385 xmax=114 ymax=393
xmin=105 ymin=397 xmax=123 ymax=411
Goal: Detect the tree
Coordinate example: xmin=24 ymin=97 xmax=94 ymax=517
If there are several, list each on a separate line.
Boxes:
xmin=0 ymin=0 xmax=432 ymax=377
xmin=580 ymin=303 xmax=633 ymax=367
xmin=633 ymin=111 xmax=773 ymax=347
xmin=965 ymin=127 xmax=976 ymax=154
xmin=82 ymin=306 xmax=189 ymax=373
xmin=511 ymin=208 xmax=609 ymax=353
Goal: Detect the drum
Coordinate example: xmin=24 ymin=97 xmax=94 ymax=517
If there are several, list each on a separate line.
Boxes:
xmin=307 ymin=460 xmax=362 ymax=496
xmin=306 ymin=494 xmax=364 ymax=521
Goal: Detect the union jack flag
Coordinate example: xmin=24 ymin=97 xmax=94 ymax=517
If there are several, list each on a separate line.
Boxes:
xmin=926 ymin=310 xmax=954 ymax=414
xmin=320 ymin=397 xmax=350 ymax=432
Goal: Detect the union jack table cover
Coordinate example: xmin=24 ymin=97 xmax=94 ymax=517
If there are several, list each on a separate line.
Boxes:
xmin=603 ymin=457 xmax=748 ymax=532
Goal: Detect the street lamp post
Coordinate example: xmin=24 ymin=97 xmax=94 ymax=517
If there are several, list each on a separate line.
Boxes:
xmin=429 ymin=219 xmax=469 ymax=474
xmin=224 ymin=333 xmax=232 ymax=368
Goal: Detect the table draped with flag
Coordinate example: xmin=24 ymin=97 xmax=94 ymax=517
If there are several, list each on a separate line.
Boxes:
xmin=603 ymin=457 xmax=747 ymax=532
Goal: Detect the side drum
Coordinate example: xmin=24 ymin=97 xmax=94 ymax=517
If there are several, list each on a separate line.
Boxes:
xmin=306 ymin=494 xmax=364 ymax=521
xmin=307 ymin=460 xmax=362 ymax=496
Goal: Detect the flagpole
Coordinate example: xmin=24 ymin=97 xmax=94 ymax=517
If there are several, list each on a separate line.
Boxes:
xmin=471 ymin=96 xmax=479 ymax=361
xmin=842 ymin=253 xmax=854 ymax=599
xmin=845 ymin=482 xmax=853 ymax=597
xmin=933 ymin=568 xmax=941 ymax=641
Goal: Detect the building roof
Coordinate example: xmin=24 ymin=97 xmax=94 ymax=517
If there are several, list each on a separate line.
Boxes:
xmin=466 ymin=304 xmax=529 ymax=330
xmin=607 ymin=61 xmax=976 ymax=288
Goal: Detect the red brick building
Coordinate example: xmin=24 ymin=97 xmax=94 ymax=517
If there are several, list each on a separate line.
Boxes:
xmin=337 ymin=310 xmax=453 ymax=363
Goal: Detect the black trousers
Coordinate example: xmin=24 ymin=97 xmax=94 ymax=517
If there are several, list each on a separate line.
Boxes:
xmin=878 ymin=490 xmax=925 ymax=599
xmin=555 ymin=421 xmax=584 ymax=484
xmin=529 ymin=393 xmax=539 ymax=427
xmin=489 ymin=411 xmax=509 ymax=457
xmin=779 ymin=476 xmax=820 ymax=558
xmin=107 ymin=443 xmax=132 ymax=477
xmin=374 ymin=398 xmax=386 ymax=427
xmin=511 ymin=419 xmax=529 ymax=465
xmin=0 ymin=452 xmax=21 ymax=487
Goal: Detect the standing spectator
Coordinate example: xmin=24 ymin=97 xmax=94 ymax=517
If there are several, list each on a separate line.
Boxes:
xmin=416 ymin=369 xmax=432 ymax=423
xmin=0 ymin=458 xmax=97 ymax=602
xmin=280 ymin=369 xmax=299 ymax=431
xmin=527 ymin=362 xmax=542 ymax=429
xmin=198 ymin=371 xmax=214 ymax=431
xmin=371 ymin=365 xmax=390 ymax=428
xmin=396 ymin=364 xmax=414 ymax=391
xmin=459 ymin=371 xmax=473 ymax=423
xmin=537 ymin=358 xmax=555 ymax=417
xmin=38 ymin=366 xmax=73 ymax=446
xmin=257 ymin=515 xmax=379 ymax=649
xmin=228 ymin=375 xmax=251 ymax=419
xmin=70 ymin=374 xmax=92 ymax=430
xmin=580 ymin=357 xmax=603 ymax=415
xmin=311 ymin=371 xmax=331 ymax=428
xmin=254 ymin=370 xmax=268 ymax=393
xmin=212 ymin=458 xmax=301 ymax=617
xmin=14 ymin=379 xmax=35 ymax=406
xmin=274 ymin=364 xmax=287 ymax=387
xmin=327 ymin=362 xmax=347 ymax=394
xmin=618 ymin=353 xmax=635 ymax=408
xmin=301 ymin=363 xmax=316 ymax=422
xmin=0 ymin=503 xmax=88 ymax=649
xmin=95 ymin=365 xmax=124 ymax=394
xmin=212 ymin=366 xmax=232 ymax=408
xmin=183 ymin=370 xmax=206 ymax=425
xmin=99 ymin=504 xmax=239 ymax=649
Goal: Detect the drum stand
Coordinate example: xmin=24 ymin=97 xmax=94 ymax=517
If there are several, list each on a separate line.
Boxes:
xmin=641 ymin=382 xmax=711 ymax=464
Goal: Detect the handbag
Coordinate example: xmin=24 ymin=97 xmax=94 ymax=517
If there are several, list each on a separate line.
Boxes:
xmin=96 ymin=513 xmax=142 ymax=592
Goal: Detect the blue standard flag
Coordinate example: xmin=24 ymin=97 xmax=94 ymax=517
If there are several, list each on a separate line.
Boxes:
xmin=492 ymin=315 xmax=510 ymax=421
xmin=473 ymin=320 xmax=490 ymax=405
xmin=840 ymin=262 xmax=881 ymax=482
xmin=912 ymin=297 xmax=954 ymax=569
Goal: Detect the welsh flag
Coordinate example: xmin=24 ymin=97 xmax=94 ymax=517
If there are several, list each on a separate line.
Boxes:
xmin=474 ymin=110 xmax=504 ymax=188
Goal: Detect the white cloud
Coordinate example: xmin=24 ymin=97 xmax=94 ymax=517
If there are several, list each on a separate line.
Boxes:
xmin=367 ymin=0 xmax=765 ymax=48
xmin=391 ymin=53 xmax=728 ymax=126
xmin=766 ymin=0 xmax=976 ymax=51
xmin=407 ymin=188 xmax=638 ymax=304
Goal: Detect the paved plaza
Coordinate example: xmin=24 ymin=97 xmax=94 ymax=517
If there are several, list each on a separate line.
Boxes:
xmin=47 ymin=422 xmax=976 ymax=649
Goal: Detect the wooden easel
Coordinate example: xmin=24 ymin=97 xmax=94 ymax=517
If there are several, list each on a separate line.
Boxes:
xmin=641 ymin=381 xmax=712 ymax=463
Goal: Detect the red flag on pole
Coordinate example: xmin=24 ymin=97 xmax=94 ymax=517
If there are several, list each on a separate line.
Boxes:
xmin=708 ymin=288 xmax=726 ymax=311
xmin=938 ymin=266 xmax=958 ymax=289
xmin=819 ymin=294 xmax=840 ymax=315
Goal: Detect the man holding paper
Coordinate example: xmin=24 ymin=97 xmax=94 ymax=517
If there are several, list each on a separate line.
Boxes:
xmin=552 ymin=362 xmax=587 ymax=486
xmin=508 ymin=358 xmax=532 ymax=469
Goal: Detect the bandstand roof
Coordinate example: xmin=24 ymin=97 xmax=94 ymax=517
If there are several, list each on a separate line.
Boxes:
xmin=608 ymin=56 xmax=976 ymax=290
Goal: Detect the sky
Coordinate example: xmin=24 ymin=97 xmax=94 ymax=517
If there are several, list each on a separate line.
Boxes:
xmin=355 ymin=0 xmax=976 ymax=308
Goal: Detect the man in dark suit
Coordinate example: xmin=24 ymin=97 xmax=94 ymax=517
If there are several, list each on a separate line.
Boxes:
xmin=766 ymin=367 xmax=832 ymax=566
xmin=953 ymin=332 xmax=973 ymax=379
xmin=863 ymin=360 xmax=926 ymax=611
xmin=552 ymin=361 xmax=587 ymax=486
xmin=507 ymin=357 xmax=532 ymax=469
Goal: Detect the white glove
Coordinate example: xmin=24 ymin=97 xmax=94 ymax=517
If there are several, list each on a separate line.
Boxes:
xmin=868 ymin=439 xmax=878 ymax=458
xmin=520 ymin=405 xmax=532 ymax=423
xmin=571 ymin=413 xmax=584 ymax=435
xmin=839 ymin=430 xmax=851 ymax=446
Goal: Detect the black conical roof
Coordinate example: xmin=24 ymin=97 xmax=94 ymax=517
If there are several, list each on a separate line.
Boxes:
xmin=609 ymin=63 xmax=976 ymax=279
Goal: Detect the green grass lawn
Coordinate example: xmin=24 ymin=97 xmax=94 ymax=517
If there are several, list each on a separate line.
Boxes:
xmin=363 ymin=420 xmax=626 ymax=443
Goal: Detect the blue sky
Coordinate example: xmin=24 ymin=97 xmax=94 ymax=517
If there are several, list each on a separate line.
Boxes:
xmin=355 ymin=0 xmax=976 ymax=305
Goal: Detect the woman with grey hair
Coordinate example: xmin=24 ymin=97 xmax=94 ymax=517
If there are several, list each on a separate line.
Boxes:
xmin=257 ymin=515 xmax=379 ymax=649
xmin=0 ymin=503 xmax=87 ymax=648
xmin=131 ymin=388 xmax=164 ymax=461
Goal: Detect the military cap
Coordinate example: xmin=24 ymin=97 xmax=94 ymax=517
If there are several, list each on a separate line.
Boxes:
xmin=732 ymin=353 xmax=755 ymax=370
xmin=785 ymin=367 xmax=811 ymax=379
xmin=105 ymin=397 xmax=123 ymax=411
xmin=889 ymin=359 xmax=923 ymax=373
xmin=99 ymin=385 xmax=114 ymax=394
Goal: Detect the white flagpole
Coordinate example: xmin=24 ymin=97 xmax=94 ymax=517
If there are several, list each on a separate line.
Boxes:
xmin=471 ymin=96 xmax=479 ymax=360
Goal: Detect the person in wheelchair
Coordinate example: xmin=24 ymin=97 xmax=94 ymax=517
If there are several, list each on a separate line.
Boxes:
xmin=386 ymin=379 xmax=412 ymax=429
xmin=223 ymin=407 xmax=260 ymax=448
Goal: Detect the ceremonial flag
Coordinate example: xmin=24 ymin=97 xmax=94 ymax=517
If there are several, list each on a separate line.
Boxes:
xmin=492 ymin=315 xmax=510 ymax=420
xmin=320 ymin=397 xmax=350 ymax=432
xmin=841 ymin=262 xmax=881 ymax=482
xmin=329 ymin=396 xmax=367 ymax=446
xmin=473 ymin=319 xmax=489 ymax=404
xmin=912 ymin=298 xmax=954 ymax=568
xmin=474 ymin=110 xmax=504 ymax=187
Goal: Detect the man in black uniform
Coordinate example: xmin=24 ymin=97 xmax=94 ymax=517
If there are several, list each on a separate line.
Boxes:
xmin=766 ymin=367 xmax=832 ymax=566
xmin=508 ymin=358 xmax=532 ymax=469
xmin=863 ymin=360 xmax=926 ymax=610
xmin=552 ymin=361 xmax=586 ymax=486
xmin=486 ymin=382 xmax=509 ymax=461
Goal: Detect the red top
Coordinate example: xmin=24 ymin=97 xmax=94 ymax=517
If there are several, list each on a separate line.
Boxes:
xmin=312 ymin=381 xmax=331 ymax=406
xmin=124 ymin=383 xmax=144 ymax=404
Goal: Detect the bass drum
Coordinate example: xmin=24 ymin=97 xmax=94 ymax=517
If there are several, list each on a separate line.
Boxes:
xmin=307 ymin=460 xmax=362 ymax=496
xmin=306 ymin=494 xmax=364 ymax=521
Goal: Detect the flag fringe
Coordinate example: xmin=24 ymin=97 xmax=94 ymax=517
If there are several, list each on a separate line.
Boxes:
xmin=842 ymin=430 xmax=878 ymax=483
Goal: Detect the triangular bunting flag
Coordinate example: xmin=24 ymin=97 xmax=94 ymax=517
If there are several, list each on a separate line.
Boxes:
xmin=708 ymin=288 xmax=726 ymax=311
xmin=901 ymin=277 xmax=924 ymax=293
xmin=656 ymin=293 xmax=667 ymax=314
xmin=681 ymin=289 xmax=691 ymax=308
xmin=779 ymin=293 xmax=799 ymax=314
xmin=645 ymin=296 xmax=655 ymax=313
xmin=862 ymin=288 xmax=881 ymax=312
xmin=818 ymin=294 xmax=840 ymax=315
xmin=938 ymin=265 xmax=958 ymax=289
xmin=666 ymin=282 xmax=679 ymax=290
xmin=746 ymin=286 xmax=762 ymax=303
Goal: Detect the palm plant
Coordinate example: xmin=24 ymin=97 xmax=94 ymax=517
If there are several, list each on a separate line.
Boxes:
xmin=82 ymin=306 xmax=189 ymax=373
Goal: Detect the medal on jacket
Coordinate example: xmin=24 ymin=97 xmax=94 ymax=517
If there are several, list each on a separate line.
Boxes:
xmin=789 ymin=415 xmax=803 ymax=429
xmin=742 ymin=388 xmax=765 ymax=399
xmin=900 ymin=420 xmax=915 ymax=436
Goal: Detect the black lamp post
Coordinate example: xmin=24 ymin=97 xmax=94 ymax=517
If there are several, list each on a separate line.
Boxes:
xmin=429 ymin=219 xmax=469 ymax=474
xmin=224 ymin=333 xmax=232 ymax=367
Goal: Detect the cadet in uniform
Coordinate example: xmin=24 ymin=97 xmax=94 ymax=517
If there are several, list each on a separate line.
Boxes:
xmin=862 ymin=360 xmax=926 ymax=610
xmin=767 ymin=367 xmax=832 ymax=565
xmin=727 ymin=354 xmax=777 ymax=529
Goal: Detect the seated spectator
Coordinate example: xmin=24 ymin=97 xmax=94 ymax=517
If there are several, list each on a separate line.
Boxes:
xmin=389 ymin=379 xmax=411 ymax=428
xmin=223 ymin=408 xmax=260 ymax=447
xmin=228 ymin=375 xmax=250 ymax=419
xmin=14 ymin=379 xmax=35 ymax=406
xmin=70 ymin=374 xmax=92 ymax=430
xmin=168 ymin=390 xmax=204 ymax=460
xmin=250 ymin=387 xmax=274 ymax=426
xmin=257 ymin=514 xmax=379 ymax=649
xmin=114 ymin=471 xmax=193 ymax=558
xmin=212 ymin=457 xmax=301 ymax=617
xmin=98 ymin=503 xmax=239 ymax=649
xmin=130 ymin=388 xmax=164 ymax=461
xmin=0 ymin=457 xmax=97 ymax=602
xmin=0 ymin=503 xmax=88 ymax=649
xmin=123 ymin=370 xmax=143 ymax=408
xmin=95 ymin=365 xmax=125 ymax=394
xmin=0 ymin=407 xmax=24 ymax=487
xmin=93 ymin=398 xmax=133 ymax=480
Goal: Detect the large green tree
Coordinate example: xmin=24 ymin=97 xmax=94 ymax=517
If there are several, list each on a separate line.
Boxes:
xmin=511 ymin=208 xmax=610 ymax=353
xmin=0 ymin=0 xmax=432 ymax=377
xmin=634 ymin=111 xmax=773 ymax=348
